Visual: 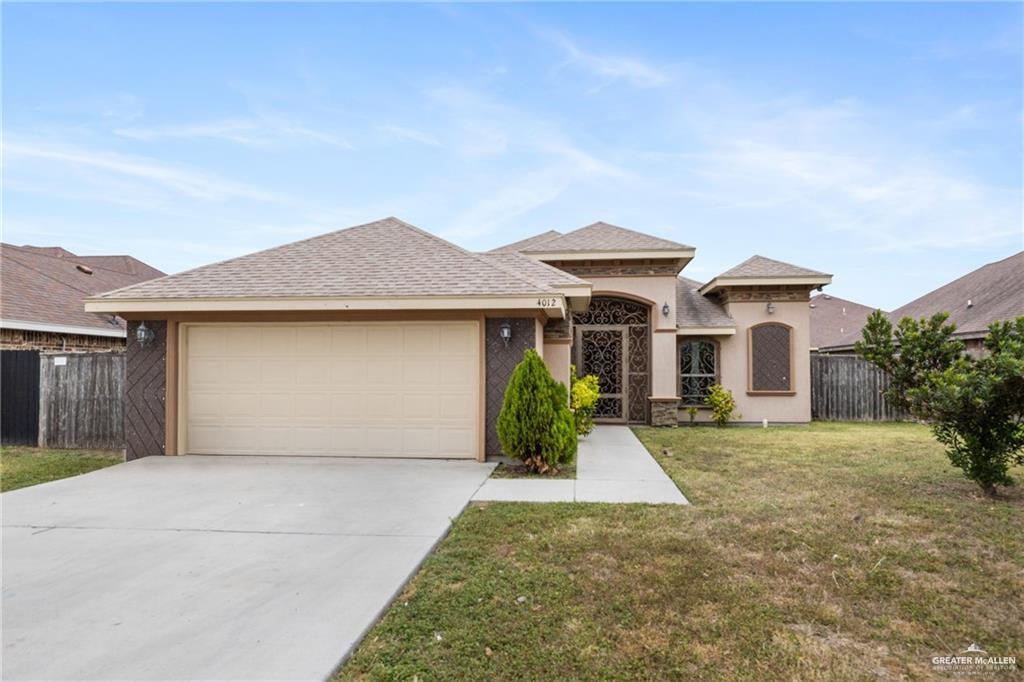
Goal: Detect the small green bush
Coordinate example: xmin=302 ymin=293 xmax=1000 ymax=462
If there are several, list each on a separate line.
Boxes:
xmin=686 ymin=405 xmax=699 ymax=426
xmin=497 ymin=349 xmax=577 ymax=473
xmin=570 ymin=365 xmax=600 ymax=436
xmin=705 ymin=384 xmax=738 ymax=426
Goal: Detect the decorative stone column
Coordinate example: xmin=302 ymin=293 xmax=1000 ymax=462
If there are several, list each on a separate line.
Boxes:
xmin=648 ymin=397 xmax=679 ymax=427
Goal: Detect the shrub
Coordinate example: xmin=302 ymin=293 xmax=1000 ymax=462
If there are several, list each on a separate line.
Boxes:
xmin=857 ymin=311 xmax=1024 ymax=496
xmin=497 ymin=349 xmax=577 ymax=474
xmin=705 ymin=384 xmax=737 ymax=426
xmin=570 ymin=365 xmax=600 ymax=436
xmin=686 ymin=405 xmax=699 ymax=426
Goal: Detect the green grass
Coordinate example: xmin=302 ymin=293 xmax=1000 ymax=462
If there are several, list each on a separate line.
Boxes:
xmin=489 ymin=460 xmax=576 ymax=479
xmin=339 ymin=423 xmax=1023 ymax=680
xmin=1 ymin=446 xmax=123 ymax=492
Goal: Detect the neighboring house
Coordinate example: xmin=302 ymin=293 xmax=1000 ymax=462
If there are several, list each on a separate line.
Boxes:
xmin=85 ymin=218 xmax=831 ymax=461
xmin=809 ymin=294 xmax=879 ymax=351
xmin=819 ymin=251 xmax=1024 ymax=355
xmin=1 ymin=244 xmax=165 ymax=351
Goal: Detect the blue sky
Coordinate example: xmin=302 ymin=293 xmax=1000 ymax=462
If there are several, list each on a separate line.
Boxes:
xmin=4 ymin=2 xmax=1021 ymax=310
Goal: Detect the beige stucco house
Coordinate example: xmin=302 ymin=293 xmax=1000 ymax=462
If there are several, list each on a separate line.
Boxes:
xmin=86 ymin=218 xmax=831 ymax=461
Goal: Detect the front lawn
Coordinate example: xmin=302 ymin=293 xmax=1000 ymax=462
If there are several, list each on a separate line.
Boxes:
xmin=0 ymin=446 xmax=123 ymax=492
xmin=339 ymin=423 xmax=1023 ymax=680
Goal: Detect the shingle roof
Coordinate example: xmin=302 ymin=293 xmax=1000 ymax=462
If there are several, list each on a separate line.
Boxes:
xmin=809 ymin=294 xmax=879 ymax=349
xmin=1 ymin=244 xmax=164 ymax=332
xmin=825 ymin=251 xmax=1024 ymax=348
xmin=94 ymin=217 xmax=565 ymax=300
xmin=521 ymin=222 xmax=693 ymax=253
xmin=488 ymin=231 xmax=562 ymax=254
xmin=716 ymin=255 xmax=830 ymax=279
xmin=676 ymin=277 xmax=734 ymax=328
xmin=480 ymin=252 xmax=589 ymax=288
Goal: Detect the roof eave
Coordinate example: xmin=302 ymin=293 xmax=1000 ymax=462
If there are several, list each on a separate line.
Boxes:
xmin=0 ymin=318 xmax=126 ymax=338
xmin=676 ymin=326 xmax=737 ymax=336
xmin=84 ymin=294 xmax=570 ymax=318
xmin=699 ymin=274 xmax=833 ymax=296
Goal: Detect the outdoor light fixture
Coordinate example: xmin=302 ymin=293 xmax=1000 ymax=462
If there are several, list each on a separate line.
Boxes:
xmin=136 ymin=322 xmax=155 ymax=348
xmin=766 ymin=302 xmax=776 ymax=315
xmin=662 ymin=302 xmax=670 ymax=317
xmin=499 ymin=320 xmax=513 ymax=347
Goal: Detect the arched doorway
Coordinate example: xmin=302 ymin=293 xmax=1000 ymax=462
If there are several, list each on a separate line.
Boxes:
xmin=572 ymin=296 xmax=651 ymax=423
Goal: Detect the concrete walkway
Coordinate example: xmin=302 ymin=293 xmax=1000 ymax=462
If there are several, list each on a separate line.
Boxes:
xmin=473 ymin=425 xmax=688 ymax=504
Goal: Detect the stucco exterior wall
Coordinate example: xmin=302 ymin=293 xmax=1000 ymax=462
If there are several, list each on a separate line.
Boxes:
xmin=717 ymin=300 xmax=812 ymax=423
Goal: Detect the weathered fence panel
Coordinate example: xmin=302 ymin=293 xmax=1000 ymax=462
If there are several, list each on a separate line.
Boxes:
xmin=39 ymin=352 xmax=126 ymax=450
xmin=811 ymin=354 xmax=909 ymax=421
xmin=1 ymin=350 xmax=41 ymax=444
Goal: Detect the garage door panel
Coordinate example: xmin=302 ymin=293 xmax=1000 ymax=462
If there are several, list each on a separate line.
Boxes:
xmin=185 ymin=322 xmax=479 ymax=458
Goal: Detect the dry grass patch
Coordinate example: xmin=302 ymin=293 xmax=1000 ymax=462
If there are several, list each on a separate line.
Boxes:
xmin=338 ymin=423 xmax=1022 ymax=680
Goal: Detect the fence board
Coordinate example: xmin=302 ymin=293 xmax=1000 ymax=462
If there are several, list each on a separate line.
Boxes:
xmin=1 ymin=350 xmax=41 ymax=444
xmin=811 ymin=354 xmax=909 ymax=421
xmin=39 ymin=353 xmax=126 ymax=450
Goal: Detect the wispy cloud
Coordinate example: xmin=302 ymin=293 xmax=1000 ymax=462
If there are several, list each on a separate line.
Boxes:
xmin=5 ymin=138 xmax=286 ymax=203
xmin=541 ymin=29 xmax=670 ymax=90
xmin=376 ymin=124 xmax=441 ymax=147
xmin=115 ymin=116 xmax=351 ymax=149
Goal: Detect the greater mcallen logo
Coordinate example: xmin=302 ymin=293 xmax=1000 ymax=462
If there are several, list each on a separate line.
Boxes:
xmin=931 ymin=643 xmax=1018 ymax=675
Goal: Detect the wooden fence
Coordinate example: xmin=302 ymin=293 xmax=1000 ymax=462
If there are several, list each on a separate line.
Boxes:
xmin=811 ymin=354 xmax=909 ymax=422
xmin=38 ymin=352 xmax=126 ymax=449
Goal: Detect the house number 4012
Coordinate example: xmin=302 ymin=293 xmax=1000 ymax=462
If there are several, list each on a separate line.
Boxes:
xmin=536 ymin=297 xmax=559 ymax=308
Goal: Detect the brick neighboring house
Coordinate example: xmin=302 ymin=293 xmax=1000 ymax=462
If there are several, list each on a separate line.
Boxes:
xmin=818 ymin=250 xmax=1024 ymax=355
xmin=809 ymin=294 xmax=880 ymax=352
xmin=85 ymin=218 xmax=833 ymax=461
xmin=1 ymin=244 xmax=165 ymax=352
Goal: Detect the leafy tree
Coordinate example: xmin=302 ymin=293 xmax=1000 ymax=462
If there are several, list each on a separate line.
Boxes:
xmin=570 ymin=365 xmax=600 ymax=436
xmin=856 ymin=311 xmax=1024 ymax=496
xmin=497 ymin=349 xmax=577 ymax=474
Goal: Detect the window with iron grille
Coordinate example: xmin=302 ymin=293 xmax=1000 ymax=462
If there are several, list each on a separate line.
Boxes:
xmin=749 ymin=323 xmax=792 ymax=392
xmin=679 ymin=339 xmax=717 ymax=406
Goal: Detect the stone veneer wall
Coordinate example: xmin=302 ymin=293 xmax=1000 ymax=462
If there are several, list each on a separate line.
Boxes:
xmin=125 ymin=320 xmax=166 ymax=460
xmin=649 ymin=398 xmax=679 ymax=427
xmin=1 ymin=327 xmax=125 ymax=352
xmin=485 ymin=317 xmax=536 ymax=456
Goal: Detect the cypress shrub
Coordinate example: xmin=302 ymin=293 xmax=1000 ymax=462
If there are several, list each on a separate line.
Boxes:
xmin=497 ymin=349 xmax=576 ymax=473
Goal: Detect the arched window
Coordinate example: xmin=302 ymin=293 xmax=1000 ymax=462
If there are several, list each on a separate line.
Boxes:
xmin=749 ymin=323 xmax=793 ymax=393
xmin=679 ymin=339 xmax=717 ymax=406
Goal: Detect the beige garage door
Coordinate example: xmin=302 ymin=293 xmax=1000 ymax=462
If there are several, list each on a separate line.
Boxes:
xmin=183 ymin=322 xmax=479 ymax=458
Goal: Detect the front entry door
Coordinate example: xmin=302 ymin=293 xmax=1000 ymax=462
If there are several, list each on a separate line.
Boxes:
xmin=575 ymin=326 xmax=628 ymax=423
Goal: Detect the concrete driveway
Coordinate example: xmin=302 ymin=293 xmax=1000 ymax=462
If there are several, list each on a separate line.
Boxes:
xmin=2 ymin=455 xmax=493 ymax=681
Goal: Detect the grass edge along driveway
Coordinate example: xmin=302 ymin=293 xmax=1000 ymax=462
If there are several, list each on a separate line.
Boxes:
xmin=1 ymin=446 xmax=123 ymax=492
xmin=338 ymin=423 xmax=1023 ymax=680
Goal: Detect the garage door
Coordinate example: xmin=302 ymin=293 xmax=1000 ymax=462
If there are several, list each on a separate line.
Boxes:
xmin=183 ymin=322 xmax=479 ymax=458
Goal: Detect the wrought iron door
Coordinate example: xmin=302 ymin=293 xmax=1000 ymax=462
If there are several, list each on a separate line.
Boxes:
xmin=575 ymin=326 xmax=628 ymax=421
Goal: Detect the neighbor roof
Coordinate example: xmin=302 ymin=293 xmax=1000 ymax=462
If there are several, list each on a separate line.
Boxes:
xmin=809 ymin=294 xmax=879 ymax=349
xmin=520 ymin=222 xmax=693 ymax=254
xmin=488 ymin=230 xmax=562 ymax=254
xmin=1 ymin=244 xmax=165 ymax=335
xmin=825 ymin=251 xmax=1024 ymax=349
xmin=90 ymin=217 xmax=572 ymax=302
xmin=676 ymin=277 xmax=734 ymax=329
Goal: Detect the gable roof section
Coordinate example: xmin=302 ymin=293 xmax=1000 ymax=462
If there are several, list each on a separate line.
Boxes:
xmin=488 ymin=230 xmax=562 ymax=254
xmin=1 ymin=244 xmax=165 ymax=335
xmin=824 ymin=251 xmax=1024 ymax=349
xmin=87 ymin=218 xmax=578 ymax=314
xmin=809 ymin=294 xmax=880 ymax=349
xmin=676 ymin=277 xmax=734 ymax=330
xmin=700 ymin=255 xmax=832 ymax=295
xmin=480 ymin=252 xmax=589 ymax=289
xmin=521 ymin=222 xmax=693 ymax=254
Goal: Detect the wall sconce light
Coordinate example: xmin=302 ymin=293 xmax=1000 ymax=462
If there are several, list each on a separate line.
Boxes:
xmin=499 ymin=320 xmax=513 ymax=347
xmin=766 ymin=302 xmax=776 ymax=315
xmin=661 ymin=302 xmax=670 ymax=317
xmin=136 ymin=322 xmax=155 ymax=348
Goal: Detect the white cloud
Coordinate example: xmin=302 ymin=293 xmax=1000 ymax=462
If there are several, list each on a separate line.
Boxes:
xmin=376 ymin=124 xmax=442 ymax=147
xmin=115 ymin=116 xmax=351 ymax=149
xmin=542 ymin=29 xmax=670 ymax=90
xmin=5 ymin=138 xmax=286 ymax=203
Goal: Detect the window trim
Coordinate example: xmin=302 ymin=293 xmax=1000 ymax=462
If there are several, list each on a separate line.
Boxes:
xmin=678 ymin=337 xmax=719 ymax=407
xmin=746 ymin=322 xmax=795 ymax=396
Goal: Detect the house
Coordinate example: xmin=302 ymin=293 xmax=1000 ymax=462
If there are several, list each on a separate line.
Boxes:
xmin=809 ymin=294 xmax=879 ymax=351
xmin=818 ymin=251 xmax=1024 ymax=355
xmin=1 ymin=244 xmax=165 ymax=351
xmin=84 ymin=218 xmax=832 ymax=460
